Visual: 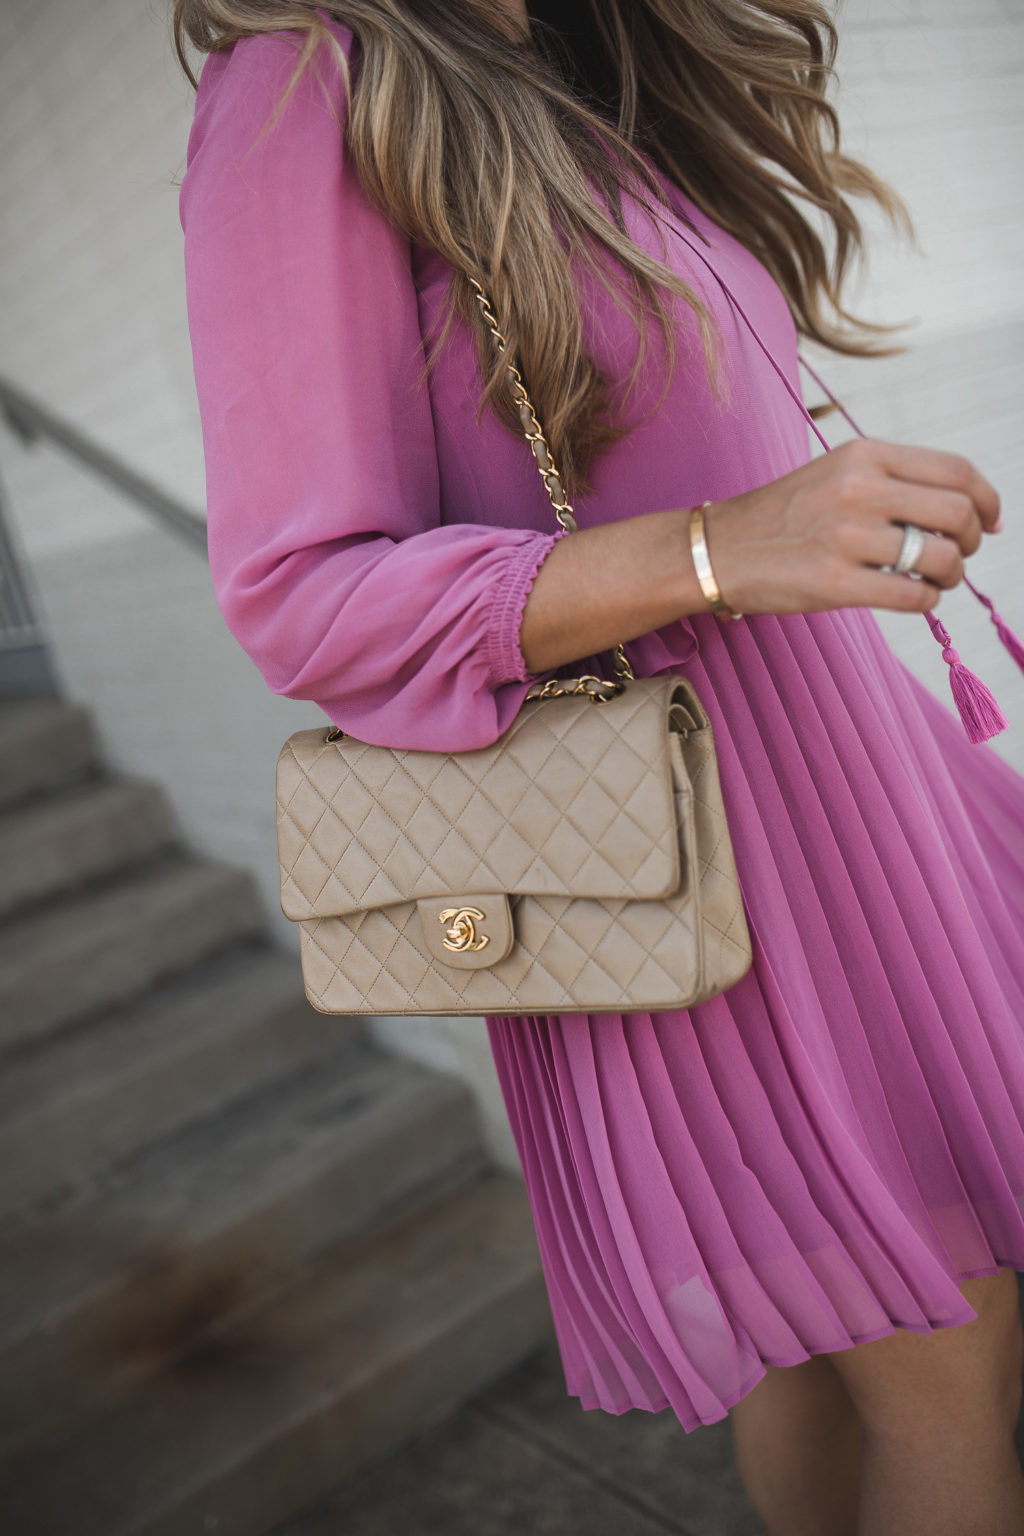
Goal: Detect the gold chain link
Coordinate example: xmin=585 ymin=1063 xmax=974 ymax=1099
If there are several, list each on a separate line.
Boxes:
xmin=469 ymin=279 xmax=577 ymax=535
xmin=525 ymin=674 xmax=622 ymax=703
xmin=470 ymin=277 xmax=635 ymax=688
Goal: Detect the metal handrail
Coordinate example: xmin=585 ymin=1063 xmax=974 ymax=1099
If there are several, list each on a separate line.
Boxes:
xmin=0 ymin=375 xmax=208 ymax=553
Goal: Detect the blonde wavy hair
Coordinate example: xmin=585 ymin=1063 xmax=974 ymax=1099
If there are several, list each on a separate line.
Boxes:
xmin=173 ymin=0 xmax=913 ymax=494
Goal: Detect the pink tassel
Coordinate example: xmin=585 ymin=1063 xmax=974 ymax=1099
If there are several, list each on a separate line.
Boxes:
xmin=797 ymin=357 xmax=1018 ymax=729
xmin=964 ymin=577 xmax=1024 ymax=675
xmin=925 ymin=611 xmax=1008 ymax=744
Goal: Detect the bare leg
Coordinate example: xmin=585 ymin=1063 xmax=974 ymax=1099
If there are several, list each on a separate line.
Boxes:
xmin=825 ymin=1269 xmax=1024 ymax=1536
xmin=729 ymin=1352 xmax=865 ymax=1535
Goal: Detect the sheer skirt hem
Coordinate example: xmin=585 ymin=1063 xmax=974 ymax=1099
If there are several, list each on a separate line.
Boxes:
xmin=568 ymin=1259 xmax=1024 ymax=1433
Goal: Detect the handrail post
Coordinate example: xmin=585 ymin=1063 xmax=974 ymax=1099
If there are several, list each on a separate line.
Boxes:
xmin=0 ymin=466 xmax=58 ymax=698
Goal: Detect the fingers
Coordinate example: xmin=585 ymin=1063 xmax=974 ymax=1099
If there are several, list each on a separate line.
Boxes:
xmin=871 ymin=440 xmax=1002 ymax=535
xmin=899 ymin=531 xmax=963 ymax=588
xmin=878 ymin=484 xmax=984 ymax=556
xmin=724 ymin=438 xmax=1001 ymax=620
xmin=854 ymin=523 xmax=964 ymax=588
xmin=854 ymin=568 xmax=944 ymax=614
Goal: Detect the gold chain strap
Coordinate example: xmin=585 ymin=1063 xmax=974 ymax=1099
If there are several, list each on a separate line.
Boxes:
xmin=470 ymin=278 xmax=635 ymax=696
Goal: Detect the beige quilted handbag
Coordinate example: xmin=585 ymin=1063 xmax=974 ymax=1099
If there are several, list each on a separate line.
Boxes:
xmin=275 ymin=283 xmax=753 ymax=1016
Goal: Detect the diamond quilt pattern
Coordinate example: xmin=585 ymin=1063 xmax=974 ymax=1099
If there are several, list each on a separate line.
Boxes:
xmin=277 ymin=676 xmax=753 ymax=1016
xmin=277 ymin=678 xmax=686 ymax=922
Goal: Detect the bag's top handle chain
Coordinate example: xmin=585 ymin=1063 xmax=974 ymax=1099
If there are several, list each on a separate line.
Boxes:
xmin=469 ymin=278 xmax=635 ymax=694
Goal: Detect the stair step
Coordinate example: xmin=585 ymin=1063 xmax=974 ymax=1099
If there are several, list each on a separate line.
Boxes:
xmin=0 ymin=857 xmax=266 ymax=1052
xmin=0 ymin=948 xmax=355 ymax=1219
xmin=0 ymin=1046 xmax=486 ymax=1450
xmin=0 ymin=1174 xmax=551 ymax=1536
xmin=0 ymin=776 xmax=177 ymax=918
xmin=0 ymin=697 xmax=99 ymax=810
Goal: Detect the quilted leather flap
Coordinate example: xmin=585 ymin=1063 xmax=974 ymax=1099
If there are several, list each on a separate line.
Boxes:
xmin=276 ymin=675 xmax=694 ymax=921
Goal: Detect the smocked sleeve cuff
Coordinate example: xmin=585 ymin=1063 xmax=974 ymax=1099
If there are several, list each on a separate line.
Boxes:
xmin=486 ymin=528 xmax=568 ymax=688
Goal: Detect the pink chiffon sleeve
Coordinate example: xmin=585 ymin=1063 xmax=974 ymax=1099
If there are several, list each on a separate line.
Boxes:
xmin=178 ymin=23 xmax=561 ymax=751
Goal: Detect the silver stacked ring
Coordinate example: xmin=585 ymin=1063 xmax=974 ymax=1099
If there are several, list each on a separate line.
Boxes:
xmin=892 ymin=523 xmax=926 ymax=576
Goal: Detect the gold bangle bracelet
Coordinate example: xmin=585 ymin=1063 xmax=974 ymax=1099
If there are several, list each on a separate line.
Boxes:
xmin=688 ymin=501 xmax=743 ymax=621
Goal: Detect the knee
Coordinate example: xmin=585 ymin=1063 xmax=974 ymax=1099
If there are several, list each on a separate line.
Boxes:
xmin=826 ymin=1269 xmax=1024 ymax=1444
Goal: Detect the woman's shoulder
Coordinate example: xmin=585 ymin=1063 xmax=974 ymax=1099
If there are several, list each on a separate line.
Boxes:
xmin=188 ymin=8 xmax=356 ymax=145
xmin=181 ymin=11 xmax=363 ymax=224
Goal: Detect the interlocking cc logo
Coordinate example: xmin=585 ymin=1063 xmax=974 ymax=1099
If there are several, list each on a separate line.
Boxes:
xmin=438 ymin=906 xmax=489 ymax=953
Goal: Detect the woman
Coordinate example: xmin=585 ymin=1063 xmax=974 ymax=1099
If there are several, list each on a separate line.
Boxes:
xmin=175 ymin=2 xmax=1024 ymax=1530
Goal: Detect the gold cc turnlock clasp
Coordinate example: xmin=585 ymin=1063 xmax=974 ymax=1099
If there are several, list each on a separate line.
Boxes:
xmin=438 ymin=906 xmax=489 ymax=953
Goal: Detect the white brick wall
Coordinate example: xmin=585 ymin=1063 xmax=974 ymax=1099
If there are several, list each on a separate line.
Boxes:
xmin=0 ymin=0 xmax=209 ymax=540
xmin=1 ymin=0 xmax=1022 ymax=1165
xmin=0 ymin=0 xmax=326 ymax=932
xmin=830 ymin=0 xmax=1024 ymax=338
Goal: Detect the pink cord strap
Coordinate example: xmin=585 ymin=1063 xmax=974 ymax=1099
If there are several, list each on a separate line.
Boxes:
xmin=797 ymin=357 xmax=1020 ymax=741
xmin=963 ymin=575 xmax=1024 ymax=677
xmin=661 ymin=211 xmax=1015 ymax=744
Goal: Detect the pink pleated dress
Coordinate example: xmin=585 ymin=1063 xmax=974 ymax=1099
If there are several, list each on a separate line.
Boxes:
xmin=180 ymin=14 xmax=1024 ymax=1431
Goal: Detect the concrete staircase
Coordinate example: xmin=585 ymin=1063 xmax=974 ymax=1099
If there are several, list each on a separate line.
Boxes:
xmin=0 ymin=698 xmax=552 ymax=1535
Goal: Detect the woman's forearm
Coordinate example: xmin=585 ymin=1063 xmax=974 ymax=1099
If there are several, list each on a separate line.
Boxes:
xmin=519 ymin=438 xmax=1003 ymax=677
xmin=519 ymin=505 xmax=715 ymax=674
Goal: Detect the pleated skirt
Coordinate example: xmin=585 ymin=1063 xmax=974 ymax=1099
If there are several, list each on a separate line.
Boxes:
xmin=486 ymin=604 xmax=1024 ymax=1431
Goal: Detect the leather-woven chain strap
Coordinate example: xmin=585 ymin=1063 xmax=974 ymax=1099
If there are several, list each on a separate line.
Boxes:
xmin=469 ymin=278 xmax=635 ymax=701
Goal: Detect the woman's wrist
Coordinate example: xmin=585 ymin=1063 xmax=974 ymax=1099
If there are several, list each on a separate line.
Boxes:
xmin=688 ymin=501 xmax=744 ymax=621
xmin=518 ymin=502 xmax=738 ymax=674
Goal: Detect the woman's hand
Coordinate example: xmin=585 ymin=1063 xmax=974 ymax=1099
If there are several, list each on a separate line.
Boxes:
xmin=706 ymin=437 xmax=1002 ymax=617
xmin=518 ymin=436 xmax=1002 ymax=675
